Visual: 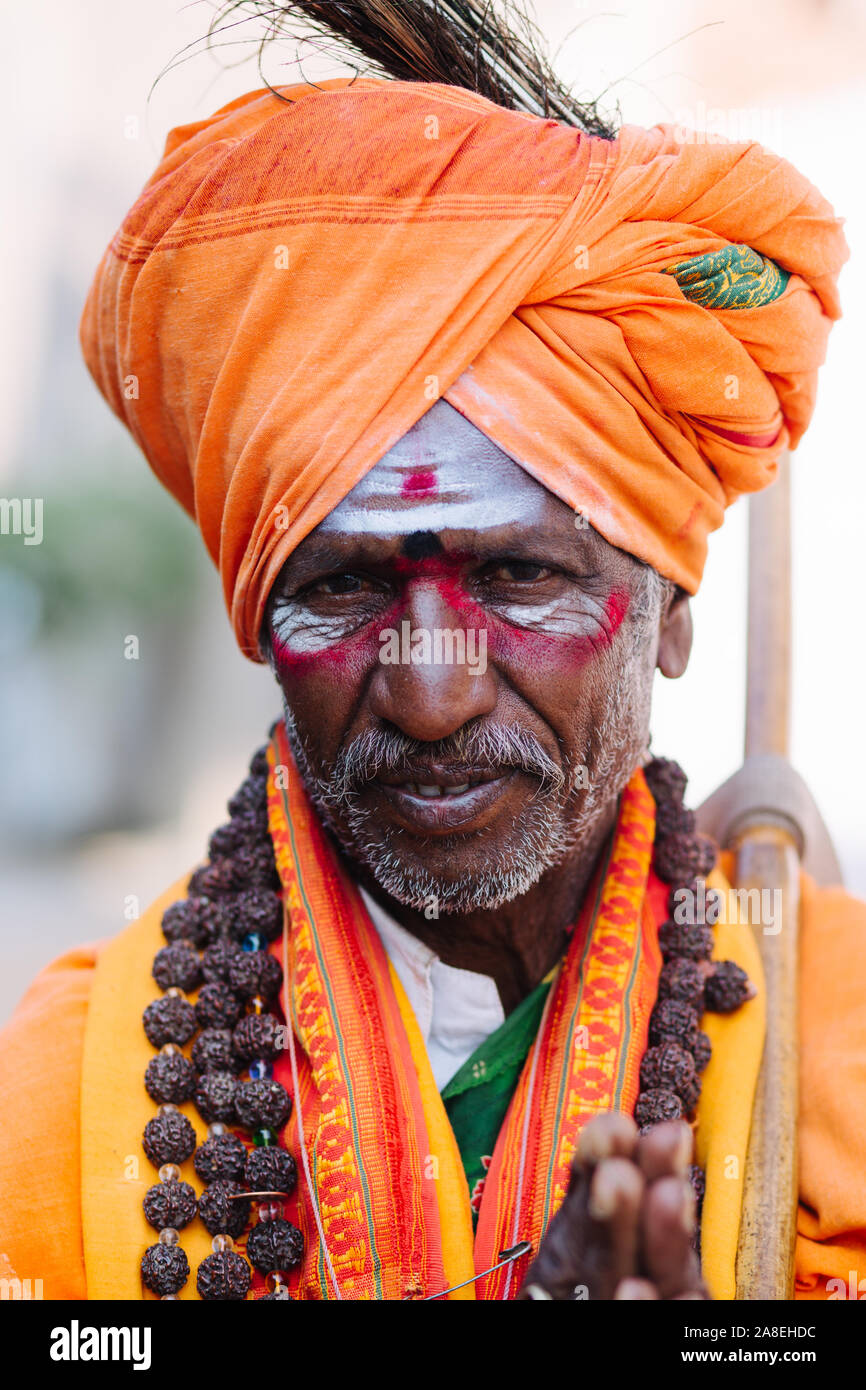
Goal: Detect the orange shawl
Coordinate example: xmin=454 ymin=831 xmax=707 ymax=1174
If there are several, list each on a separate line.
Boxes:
xmin=5 ymin=807 xmax=866 ymax=1297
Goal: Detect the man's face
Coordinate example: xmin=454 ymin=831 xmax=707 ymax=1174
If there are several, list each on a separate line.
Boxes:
xmin=263 ymin=400 xmax=682 ymax=913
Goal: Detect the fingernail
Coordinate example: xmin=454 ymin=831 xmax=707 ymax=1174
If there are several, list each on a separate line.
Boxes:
xmin=680 ymin=1184 xmax=696 ymax=1230
xmin=578 ymin=1128 xmax=612 ymax=1164
xmin=615 ymin=1278 xmax=655 ymax=1300
xmin=588 ymin=1171 xmax=616 ymax=1219
xmin=674 ymin=1125 xmax=694 ymax=1172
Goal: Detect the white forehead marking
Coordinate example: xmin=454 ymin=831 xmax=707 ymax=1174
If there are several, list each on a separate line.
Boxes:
xmin=315 ymin=399 xmax=555 ymax=537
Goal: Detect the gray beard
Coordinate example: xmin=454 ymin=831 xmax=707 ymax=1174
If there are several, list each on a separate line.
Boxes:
xmin=277 ymin=640 xmax=653 ymax=915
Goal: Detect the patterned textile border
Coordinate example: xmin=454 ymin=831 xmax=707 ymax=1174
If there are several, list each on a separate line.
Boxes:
xmin=475 ymin=770 xmax=661 ymax=1297
xmin=266 ymin=725 xmax=448 ymax=1300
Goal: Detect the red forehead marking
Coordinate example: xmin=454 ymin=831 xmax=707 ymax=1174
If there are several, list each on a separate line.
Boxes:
xmin=401 ymin=470 xmax=438 ymax=499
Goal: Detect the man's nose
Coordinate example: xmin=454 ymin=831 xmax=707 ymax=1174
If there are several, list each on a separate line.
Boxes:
xmin=367 ymin=584 xmax=497 ymax=743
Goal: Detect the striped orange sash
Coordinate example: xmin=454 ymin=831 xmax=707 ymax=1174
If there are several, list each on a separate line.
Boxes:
xmin=266 ymin=721 xmax=662 ymax=1299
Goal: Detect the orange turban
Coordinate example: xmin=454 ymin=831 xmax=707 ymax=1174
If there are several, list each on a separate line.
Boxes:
xmin=80 ymin=78 xmax=847 ymax=661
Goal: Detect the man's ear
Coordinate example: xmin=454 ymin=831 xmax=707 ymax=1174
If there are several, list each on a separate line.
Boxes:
xmin=657 ymin=587 xmax=693 ymax=679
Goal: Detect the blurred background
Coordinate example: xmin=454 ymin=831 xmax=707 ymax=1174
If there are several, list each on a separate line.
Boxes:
xmin=1 ymin=0 xmax=864 ymax=1021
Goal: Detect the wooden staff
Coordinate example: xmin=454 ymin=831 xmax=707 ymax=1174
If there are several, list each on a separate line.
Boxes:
xmin=733 ymin=457 xmax=801 ymax=1300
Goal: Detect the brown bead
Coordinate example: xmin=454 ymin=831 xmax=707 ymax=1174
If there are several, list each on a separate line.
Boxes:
xmin=688 ymin=1163 xmax=706 ymax=1210
xmin=196 ymin=1249 xmax=251 ymax=1301
xmin=152 ymin=942 xmax=202 ymax=993
xmin=233 ymin=1012 xmax=285 ymax=1063
xmin=692 ymin=1031 xmax=712 ymax=1073
xmin=657 ymin=957 xmax=705 ymax=1009
xmin=162 ymin=895 xmax=236 ymax=946
xmin=704 ymin=960 xmax=752 ymax=1013
xmin=249 ymin=746 xmax=270 ymax=779
xmin=649 ymin=998 xmax=699 ymax=1050
xmin=654 ymin=831 xmax=717 ymax=885
xmin=198 ymin=1179 xmax=251 ymax=1238
xmin=639 ymin=1042 xmax=700 ymax=1109
xmin=658 ymin=920 xmax=714 ymax=962
xmin=644 ymin=757 xmax=688 ymax=805
xmin=190 ymin=859 xmax=244 ymax=898
xmin=234 ymin=1079 xmax=292 ymax=1132
xmin=244 ymin=1145 xmax=297 ymax=1196
xmin=634 ymin=1087 xmax=683 ymax=1129
xmin=229 ymin=889 xmax=283 ymax=945
xmin=246 ymin=1218 xmax=304 ymax=1275
xmin=143 ymin=995 xmax=197 ymax=1048
xmin=228 ymin=950 xmax=283 ymax=1001
xmin=230 ymin=841 xmax=280 ymax=891
xmin=143 ymin=1110 xmax=197 ymax=1167
xmin=228 ymin=775 xmax=268 ymax=819
xmin=143 ymin=1180 xmax=197 ymax=1231
xmin=195 ymin=981 xmax=243 ymax=1030
xmin=194 ymin=1132 xmax=248 ymax=1184
xmin=201 ymin=940 xmax=242 ymax=985
xmin=208 ymin=813 xmax=264 ymax=859
xmin=654 ymin=801 xmax=697 ymax=839
xmin=194 ymin=1070 xmax=238 ymax=1124
xmin=141 ymin=1243 xmax=189 ymax=1296
xmin=145 ymin=1052 xmax=196 ymax=1106
xmin=192 ymin=1028 xmax=241 ymax=1075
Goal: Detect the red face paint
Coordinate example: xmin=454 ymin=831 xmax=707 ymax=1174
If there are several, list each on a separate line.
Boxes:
xmin=602 ymin=588 xmax=630 ymax=644
xmin=271 ymin=563 xmax=631 ymax=683
xmin=401 ymin=470 xmax=438 ymax=499
xmin=487 ymin=587 xmax=630 ymax=669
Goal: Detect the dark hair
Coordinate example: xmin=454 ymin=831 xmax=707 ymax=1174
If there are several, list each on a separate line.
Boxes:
xmin=207 ymin=1 xmax=618 ymax=137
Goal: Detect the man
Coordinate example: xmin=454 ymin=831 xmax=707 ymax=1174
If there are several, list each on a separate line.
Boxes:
xmin=0 ymin=1 xmax=862 ymax=1302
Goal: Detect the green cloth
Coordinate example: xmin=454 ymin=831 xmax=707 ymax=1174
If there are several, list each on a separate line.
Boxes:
xmin=442 ymin=974 xmax=553 ymax=1226
xmin=664 ymin=243 xmax=790 ymax=309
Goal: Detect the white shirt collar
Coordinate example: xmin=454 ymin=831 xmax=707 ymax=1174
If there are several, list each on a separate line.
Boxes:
xmin=359 ymin=885 xmax=505 ymax=1091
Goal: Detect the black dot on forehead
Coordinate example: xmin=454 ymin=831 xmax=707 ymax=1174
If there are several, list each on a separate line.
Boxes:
xmin=401 ymin=531 xmax=444 ymax=561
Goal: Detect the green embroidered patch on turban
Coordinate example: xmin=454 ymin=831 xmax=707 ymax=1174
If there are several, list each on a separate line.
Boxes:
xmin=666 ymin=244 xmax=790 ymax=309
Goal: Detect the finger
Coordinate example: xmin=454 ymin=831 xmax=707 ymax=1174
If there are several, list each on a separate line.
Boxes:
xmin=587 ymin=1156 xmax=644 ymax=1294
xmin=518 ymin=1150 xmax=644 ymax=1300
xmin=615 ymin=1278 xmax=659 ymax=1300
xmin=635 ymin=1120 xmax=693 ymax=1183
xmin=575 ymin=1111 xmax=638 ymax=1168
xmin=640 ymin=1173 xmax=702 ymax=1299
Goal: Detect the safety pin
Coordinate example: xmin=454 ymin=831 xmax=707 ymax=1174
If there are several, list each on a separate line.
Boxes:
xmin=416 ymin=1240 xmax=533 ymax=1301
xmin=226 ymin=1190 xmax=292 ymax=1202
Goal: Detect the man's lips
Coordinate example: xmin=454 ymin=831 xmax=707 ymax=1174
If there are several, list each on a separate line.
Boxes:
xmin=369 ymin=766 xmax=522 ymax=834
xmin=375 ymin=763 xmax=502 ymax=797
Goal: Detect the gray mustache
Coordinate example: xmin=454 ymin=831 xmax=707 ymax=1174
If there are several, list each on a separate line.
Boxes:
xmin=330 ymin=723 xmax=565 ymax=800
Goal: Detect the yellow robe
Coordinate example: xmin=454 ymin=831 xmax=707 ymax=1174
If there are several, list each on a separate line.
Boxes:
xmin=0 ymin=866 xmax=863 ymax=1300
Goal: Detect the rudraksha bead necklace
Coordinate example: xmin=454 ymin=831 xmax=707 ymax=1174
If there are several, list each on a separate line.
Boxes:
xmin=640 ymin=755 xmax=755 ymax=1254
xmin=140 ymin=744 xmax=302 ymax=1301
xmin=137 ymin=739 xmax=752 ymax=1296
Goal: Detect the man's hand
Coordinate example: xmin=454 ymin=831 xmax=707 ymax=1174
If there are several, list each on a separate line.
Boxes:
xmin=517 ymin=1113 xmax=708 ymax=1300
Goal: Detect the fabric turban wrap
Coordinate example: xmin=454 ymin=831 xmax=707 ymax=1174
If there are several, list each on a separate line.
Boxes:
xmin=81 ymin=77 xmax=847 ymax=661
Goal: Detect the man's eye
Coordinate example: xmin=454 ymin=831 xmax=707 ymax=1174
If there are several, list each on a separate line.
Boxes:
xmin=486 ymin=561 xmax=550 ymax=583
xmin=307 ymin=573 xmax=368 ymax=597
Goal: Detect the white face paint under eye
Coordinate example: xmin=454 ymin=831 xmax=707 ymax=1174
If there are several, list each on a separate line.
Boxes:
xmin=491 ymin=592 xmax=609 ymax=638
xmin=271 ymin=600 xmax=360 ymax=656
